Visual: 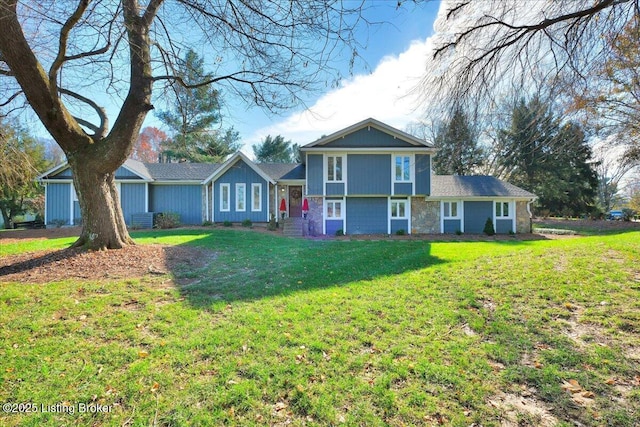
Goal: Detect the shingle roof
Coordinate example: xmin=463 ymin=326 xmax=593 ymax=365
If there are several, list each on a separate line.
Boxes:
xmin=123 ymin=159 xmax=153 ymax=180
xmin=143 ymin=162 xmax=221 ymax=181
xmin=257 ymin=163 xmax=305 ymax=180
xmin=431 ymin=175 xmax=536 ymax=199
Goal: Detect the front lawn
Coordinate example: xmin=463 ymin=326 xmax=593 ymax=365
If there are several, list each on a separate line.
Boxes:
xmin=1 ymin=230 xmax=639 ymax=426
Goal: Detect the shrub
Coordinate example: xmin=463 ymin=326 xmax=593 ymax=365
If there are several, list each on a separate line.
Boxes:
xmin=267 ymin=216 xmax=277 ymax=231
xmin=455 ymin=229 xmax=463 ymax=236
xmin=483 ymin=217 xmax=495 ymax=236
xmin=155 ymin=212 xmax=180 ymax=229
xmin=335 ymin=229 xmax=344 ymax=236
xmin=202 ymin=220 xmax=214 ymax=227
xmin=223 ymin=220 xmax=233 ymax=227
xmin=395 ymin=229 xmax=406 ymax=235
xmin=242 ymin=219 xmax=253 ymax=227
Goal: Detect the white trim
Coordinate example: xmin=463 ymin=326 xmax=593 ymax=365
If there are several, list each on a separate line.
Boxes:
xmin=325 ymin=154 xmax=346 ymax=183
xmin=236 ymin=183 xmax=246 ymax=212
xmin=441 ymin=200 xmax=463 ymax=233
xmin=144 ymin=183 xmax=149 ymax=213
xmin=303 ymin=147 xmax=435 ymax=153
xmin=324 ymin=197 xmax=345 ymax=235
xmin=38 ymin=160 xmax=153 ymax=182
xmin=220 ymin=183 xmax=230 ymax=212
xmin=408 ymin=197 xmax=412 ymax=234
xmin=300 ymin=118 xmax=435 ymax=149
xmin=202 ymin=152 xmax=275 ymax=185
xmin=44 ymin=183 xmax=48 ymax=225
xmin=69 ymin=184 xmax=75 ymax=225
xmin=392 ymin=154 xmax=413 ymax=183
xmin=251 ymin=183 xmax=262 ymax=212
xmin=211 ymin=184 xmax=215 ymax=222
xmin=494 ymin=200 xmax=514 ymax=233
xmin=205 ymin=184 xmax=209 ymax=221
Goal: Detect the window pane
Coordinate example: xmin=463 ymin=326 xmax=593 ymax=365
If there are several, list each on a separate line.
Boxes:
xmin=328 ymin=157 xmax=334 ymax=181
xmin=391 ymin=202 xmax=398 ymax=218
xmin=399 ymin=202 xmax=405 ymax=218
xmin=335 ymin=157 xmax=342 ymax=181
xmin=395 ymin=157 xmax=402 ymax=180
xmin=451 ymin=202 xmax=457 ymax=217
xmin=327 ymin=203 xmax=334 ymax=218
xmin=444 ymin=202 xmax=450 ymax=218
xmin=335 ymin=202 xmax=341 ymax=218
xmin=495 ymin=202 xmax=501 ymax=217
xmin=503 ymin=202 xmax=509 ymax=217
xmin=252 ymin=185 xmax=260 ymax=210
xmin=403 ymin=157 xmax=410 ymax=181
xmin=222 ymin=185 xmax=229 ymax=210
xmin=237 ymin=185 xmax=245 ymax=210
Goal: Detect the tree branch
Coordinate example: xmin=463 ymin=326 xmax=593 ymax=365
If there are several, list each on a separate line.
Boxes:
xmin=49 ymin=0 xmax=90 ymax=99
xmin=58 ymin=88 xmax=108 ymax=139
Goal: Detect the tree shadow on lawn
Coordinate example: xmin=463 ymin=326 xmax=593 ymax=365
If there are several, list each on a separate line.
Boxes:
xmin=168 ymin=229 xmax=542 ymax=309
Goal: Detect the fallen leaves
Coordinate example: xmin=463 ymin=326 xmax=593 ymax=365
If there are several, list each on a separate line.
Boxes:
xmin=0 ymin=244 xmax=217 ymax=283
xmin=561 ymin=379 xmax=595 ymax=406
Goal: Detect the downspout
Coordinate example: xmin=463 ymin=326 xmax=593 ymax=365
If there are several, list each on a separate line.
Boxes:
xmin=526 ymin=198 xmax=534 ymax=233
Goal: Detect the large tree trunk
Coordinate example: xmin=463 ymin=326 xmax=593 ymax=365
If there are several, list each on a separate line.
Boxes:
xmin=68 ymin=155 xmax=134 ymax=250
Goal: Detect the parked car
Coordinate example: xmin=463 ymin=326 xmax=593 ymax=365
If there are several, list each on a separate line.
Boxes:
xmin=608 ymin=210 xmax=624 ymax=220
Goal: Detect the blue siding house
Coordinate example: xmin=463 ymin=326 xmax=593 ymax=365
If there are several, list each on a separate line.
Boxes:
xmin=40 ymin=118 xmax=536 ymax=234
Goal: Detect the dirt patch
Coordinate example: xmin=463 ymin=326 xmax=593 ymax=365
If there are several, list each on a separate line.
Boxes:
xmin=488 ymin=389 xmax=558 ymax=426
xmin=0 ymin=244 xmax=217 ymax=283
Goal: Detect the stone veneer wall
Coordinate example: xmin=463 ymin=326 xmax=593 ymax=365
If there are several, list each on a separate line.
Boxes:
xmin=269 ymin=184 xmax=276 ymax=220
xmin=516 ymin=200 xmax=532 ymax=233
xmin=412 ymin=198 xmax=440 ymax=234
xmin=306 ymin=196 xmax=324 ymax=236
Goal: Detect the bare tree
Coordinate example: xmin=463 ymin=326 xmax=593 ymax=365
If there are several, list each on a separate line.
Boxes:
xmin=423 ymin=1 xmax=638 ymax=114
xmin=0 ymin=0 xmax=368 ymax=249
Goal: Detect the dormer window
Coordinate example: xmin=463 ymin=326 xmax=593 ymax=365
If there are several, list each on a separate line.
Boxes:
xmin=394 ymin=155 xmax=411 ymax=182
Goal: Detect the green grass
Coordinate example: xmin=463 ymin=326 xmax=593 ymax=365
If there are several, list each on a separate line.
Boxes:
xmin=1 ymin=229 xmax=639 ymax=426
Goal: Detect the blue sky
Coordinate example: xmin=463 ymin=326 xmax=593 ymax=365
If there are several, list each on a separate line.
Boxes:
xmin=223 ymin=0 xmax=442 ymax=155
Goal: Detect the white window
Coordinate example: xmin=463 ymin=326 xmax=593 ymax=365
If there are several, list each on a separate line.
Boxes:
xmin=327 ymin=155 xmax=344 ymax=182
xmin=390 ymin=199 xmax=408 ymax=219
xmin=443 ymin=201 xmax=460 ymax=219
xmin=251 ymin=183 xmax=262 ymax=212
xmin=394 ymin=155 xmax=411 ymax=182
xmin=496 ymin=201 xmax=511 ymax=218
xmin=326 ymin=199 xmax=343 ymax=219
xmin=236 ymin=183 xmax=246 ymax=212
xmin=220 ymin=183 xmax=230 ymax=212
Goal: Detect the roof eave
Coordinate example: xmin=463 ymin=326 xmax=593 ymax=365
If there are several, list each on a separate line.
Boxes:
xmin=302 ymin=118 xmax=434 ymax=149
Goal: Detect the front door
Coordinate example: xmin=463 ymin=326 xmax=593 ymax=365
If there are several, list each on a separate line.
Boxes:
xmin=289 ymin=186 xmax=303 ymax=217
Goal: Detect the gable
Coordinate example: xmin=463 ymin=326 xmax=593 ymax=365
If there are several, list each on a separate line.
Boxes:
xmin=321 ymin=126 xmax=417 ymax=148
xmin=216 ymin=157 xmax=269 ymax=185
xmin=41 ymin=161 xmax=150 ymax=181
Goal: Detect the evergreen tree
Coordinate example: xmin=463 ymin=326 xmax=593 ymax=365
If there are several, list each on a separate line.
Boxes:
xmin=253 ymin=135 xmax=295 ymax=163
xmin=157 ymin=50 xmax=241 ymax=163
xmin=498 ymin=97 xmax=598 ymax=216
xmin=433 ymin=107 xmax=485 ymax=175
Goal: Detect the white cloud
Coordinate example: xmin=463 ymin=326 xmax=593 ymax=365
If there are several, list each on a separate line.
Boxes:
xmin=243 ymin=36 xmax=435 ymax=154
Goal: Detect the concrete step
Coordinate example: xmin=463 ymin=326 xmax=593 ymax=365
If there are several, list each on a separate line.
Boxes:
xmin=281 ymin=218 xmax=307 ymax=237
